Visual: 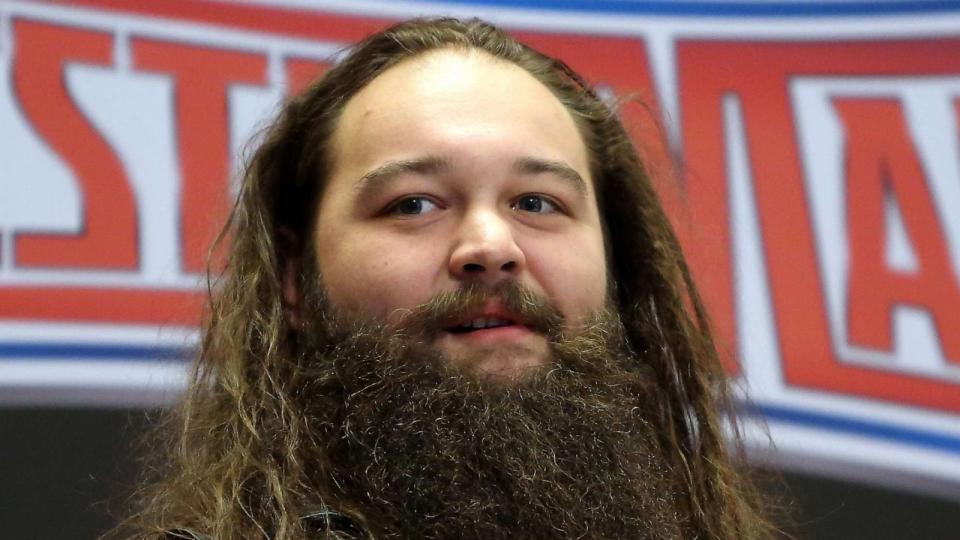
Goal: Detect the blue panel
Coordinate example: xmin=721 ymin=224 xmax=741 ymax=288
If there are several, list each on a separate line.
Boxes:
xmin=740 ymin=401 xmax=960 ymax=455
xmin=0 ymin=342 xmax=192 ymax=362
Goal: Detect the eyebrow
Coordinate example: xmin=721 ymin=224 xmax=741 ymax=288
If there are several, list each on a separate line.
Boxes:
xmin=352 ymin=155 xmax=587 ymax=196
xmin=353 ymin=156 xmax=449 ymax=195
xmin=512 ymin=156 xmax=587 ymax=195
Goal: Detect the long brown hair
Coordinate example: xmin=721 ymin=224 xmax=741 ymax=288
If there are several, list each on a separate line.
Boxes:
xmin=112 ymin=17 xmax=776 ymax=539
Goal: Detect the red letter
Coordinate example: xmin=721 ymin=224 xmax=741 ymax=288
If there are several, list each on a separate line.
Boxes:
xmin=13 ymin=19 xmax=138 ymax=269
xmin=838 ymin=98 xmax=960 ymax=364
xmin=678 ymin=39 xmax=960 ymax=412
xmin=133 ymin=39 xmax=267 ymax=273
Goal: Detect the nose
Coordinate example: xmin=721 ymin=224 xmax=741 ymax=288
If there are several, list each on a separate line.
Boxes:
xmin=448 ymin=208 xmax=526 ymax=282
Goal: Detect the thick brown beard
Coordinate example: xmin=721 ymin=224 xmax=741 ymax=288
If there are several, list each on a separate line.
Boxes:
xmin=295 ymin=279 xmax=684 ymax=539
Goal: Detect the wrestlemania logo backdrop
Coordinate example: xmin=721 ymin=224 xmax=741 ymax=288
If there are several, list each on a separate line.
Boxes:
xmin=1 ymin=0 xmax=959 ymax=497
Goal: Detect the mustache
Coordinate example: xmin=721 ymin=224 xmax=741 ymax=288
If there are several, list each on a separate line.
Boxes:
xmin=394 ymin=280 xmax=565 ymax=340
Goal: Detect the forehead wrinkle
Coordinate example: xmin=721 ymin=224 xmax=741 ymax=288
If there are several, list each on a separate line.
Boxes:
xmin=513 ymin=156 xmax=588 ymax=196
xmin=353 ymin=156 xmax=450 ymax=195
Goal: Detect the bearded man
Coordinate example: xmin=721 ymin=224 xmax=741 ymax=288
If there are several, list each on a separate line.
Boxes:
xmin=115 ymin=17 xmax=775 ymax=540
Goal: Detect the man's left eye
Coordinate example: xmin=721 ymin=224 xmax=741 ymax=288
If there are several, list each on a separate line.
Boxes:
xmin=388 ymin=197 xmax=439 ymax=216
xmin=513 ymin=195 xmax=559 ymax=214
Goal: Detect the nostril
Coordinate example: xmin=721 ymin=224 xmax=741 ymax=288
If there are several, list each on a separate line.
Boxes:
xmin=501 ymin=261 xmax=517 ymax=272
xmin=463 ymin=263 xmax=485 ymax=273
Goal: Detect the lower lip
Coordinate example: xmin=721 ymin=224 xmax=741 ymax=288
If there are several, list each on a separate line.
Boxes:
xmin=446 ymin=324 xmax=536 ymax=344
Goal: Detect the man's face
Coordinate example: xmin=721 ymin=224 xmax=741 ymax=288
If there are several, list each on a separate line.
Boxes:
xmin=312 ymin=49 xmax=608 ymax=376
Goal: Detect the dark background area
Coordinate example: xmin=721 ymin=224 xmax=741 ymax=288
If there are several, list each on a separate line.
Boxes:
xmin=2 ymin=408 xmax=958 ymax=539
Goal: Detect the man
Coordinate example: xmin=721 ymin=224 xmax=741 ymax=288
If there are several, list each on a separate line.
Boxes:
xmin=115 ymin=17 xmax=774 ymax=540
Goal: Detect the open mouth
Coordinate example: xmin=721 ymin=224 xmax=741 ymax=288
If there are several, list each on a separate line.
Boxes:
xmin=445 ymin=317 xmax=520 ymax=334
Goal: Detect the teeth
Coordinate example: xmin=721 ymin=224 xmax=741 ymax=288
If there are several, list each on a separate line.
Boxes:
xmin=466 ymin=318 xmax=511 ymax=330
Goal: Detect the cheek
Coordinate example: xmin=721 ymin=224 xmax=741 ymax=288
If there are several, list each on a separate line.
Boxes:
xmin=523 ymin=229 xmax=608 ymax=322
xmin=315 ymin=231 xmax=444 ymax=320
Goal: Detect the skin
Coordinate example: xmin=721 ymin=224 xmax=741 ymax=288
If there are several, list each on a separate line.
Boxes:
xmin=312 ymin=49 xmax=608 ymax=376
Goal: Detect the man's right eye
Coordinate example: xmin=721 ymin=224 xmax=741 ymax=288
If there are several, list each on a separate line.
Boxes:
xmin=388 ymin=196 xmax=439 ymax=216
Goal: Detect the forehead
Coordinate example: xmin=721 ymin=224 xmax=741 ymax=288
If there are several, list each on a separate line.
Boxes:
xmin=328 ymin=48 xmax=592 ymax=183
